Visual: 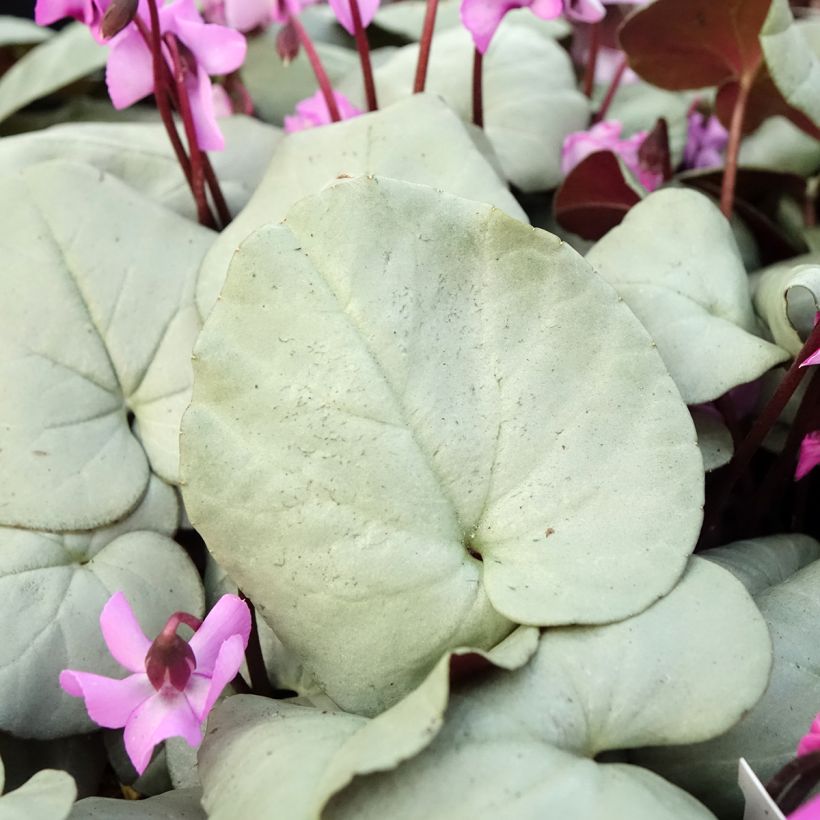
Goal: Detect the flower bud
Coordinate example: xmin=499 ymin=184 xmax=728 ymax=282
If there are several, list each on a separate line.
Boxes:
xmin=144 ymin=612 xmax=200 ymax=691
xmin=276 ymin=22 xmax=300 ymax=65
xmin=100 ymin=0 xmax=138 ymax=39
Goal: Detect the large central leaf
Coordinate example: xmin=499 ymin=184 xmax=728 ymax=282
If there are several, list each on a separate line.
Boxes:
xmin=181 ymin=177 xmax=703 ymax=715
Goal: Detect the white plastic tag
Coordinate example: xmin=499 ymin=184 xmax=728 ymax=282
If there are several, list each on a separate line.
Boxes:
xmin=739 ymin=758 xmax=787 ymax=820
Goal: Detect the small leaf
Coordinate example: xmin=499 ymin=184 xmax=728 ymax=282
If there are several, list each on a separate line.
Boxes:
xmin=554 ymin=150 xmax=643 ymax=240
xmin=586 ymin=187 xmax=789 ymax=404
xmin=0 ymin=760 xmax=76 ymax=820
xmin=0 ymin=24 xmax=106 ymax=124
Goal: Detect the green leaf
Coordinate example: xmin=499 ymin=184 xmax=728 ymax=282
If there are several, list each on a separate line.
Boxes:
xmin=200 ymin=559 xmax=770 ymax=820
xmin=69 ymin=788 xmax=206 ymax=819
xmin=0 ymin=161 xmax=212 ymax=531
xmin=0 ymin=24 xmax=107 ymax=124
xmin=199 ymin=628 xmax=538 ymax=819
xmin=182 ymin=175 xmax=703 ymax=716
xmin=341 ymin=25 xmax=589 ymax=191
xmin=0 ymin=759 xmax=76 ymax=820
xmin=691 ymin=408 xmax=733 ymax=472
xmin=761 ymin=1 xmax=820 ymax=132
xmin=633 ymin=535 xmax=820 ymax=818
xmin=739 ymin=115 xmax=820 ymax=175
xmin=586 ymin=188 xmax=789 ymax=404
xmin=751 ymin=253 xmax=820 ymax=355
xmin=196 ymin=94 xmax=528 ymax=317
xmin=0 ymin=117 xmax=281 ymax=222
xmin=0 ymin=479 xmax=200 ymax=738
xmin=0 ymin=16 xmax=52 ymax=48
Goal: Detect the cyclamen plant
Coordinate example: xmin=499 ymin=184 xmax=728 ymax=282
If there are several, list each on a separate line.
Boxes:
xmin=0 ymin=0 xmax=819 ymax=817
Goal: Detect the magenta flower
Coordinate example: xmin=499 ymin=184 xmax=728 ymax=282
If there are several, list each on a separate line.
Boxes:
xmin=327 ymin=0 xmax=380 ymax=34
xmin=797 ymin=714 xmax=820 ymax=756
xmin=34 ymin=0 xmax=110 ymax=40
xmin=60 ymin=592 xmax=250 ymax=775
xmin=562 ymin=120 xmax=662 ymax=192
xmin=796 ymin=431 xmax=820 ymax=481
xmin=103 ymin=0 xmax=246 ymax=151
xmin=790 ymin=795 xmax=820 ymax=819
xmin=284 ymin=89 xmax=362 ymax=132
xmin=460 ymin=0 xmax=641 ymax=54
xmin=216 ymin=0 xmax=316 ymax=31
xmin=683 ymin=110 xmax=729 ymax=170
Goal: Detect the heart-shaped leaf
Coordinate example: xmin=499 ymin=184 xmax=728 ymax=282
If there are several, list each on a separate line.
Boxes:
xmin=70 ymin=787 xmax=206 ymax=818
xmin=0 ymin=160 xmax=212 ymax=531
xmin=199 ymin=628 xmax=538 ymax=819
xmin=586 ymin=187 xmax=789 ymax=404
xmin=0 ymin=117 xmax=281 ymax=223
xmin=0 ymin=758 xmax=75 ymax=820
xmin=198 ymin=559 xmax=770 ymax=820
xmin=340 ymin=25 xmax=589 ymax=191
xmin=554 ymin=150 xmax=643 ymax=240
xmin=0 ymin=478 xmax=200 ymax=738
xmin=632 ymin=535 xmax=820 ymax=818
xmin=0 ymin=24 xmax=106 ymax=124
xmin=182 ymin=175 xmax=703 ymax=716
xmin=197 ymin=94 xmax=528 ymax=317
xmin=752 ymin=253 xmax=820 ymax=355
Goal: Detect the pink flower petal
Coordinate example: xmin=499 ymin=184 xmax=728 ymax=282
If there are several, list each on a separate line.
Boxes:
xmin=796 ymin=431 xmax=820 ymax=481
xmin=167 ymin=0 xmax=247 ymax=75
xmin=105 ymin=25 xmax=154 ymax=109
xmin=123 ymin=689 xmax=203 ymax=775
xmin=223 ymin=0 xmax=273 ymax=31
xmin=284 ymin=89 xmax=362 ymax=132
xmin=460 ymin=0 xmax=524 ymax=54
xmin=99 ymin=592 xmax=151 ymax=673
xmin=188 ymin=595 xmax=251 ymax=677
xmin=789 ymin=793 xmax=820 ymax=820
xmin=35 ymin=0 xmax=97 ymax=26
xmin=563 ymin=0 xmax=605 ymax=22
xmin=186 ymin=66 xmax=227 ymax=152
xmin=197 ymin=633 xmax=247 ymax=720
xmin=60 ymin=670 xmax=154 ymax=729
xmin=529 ymin=0 xmax=563 ymax=19
xmin=329 ymin=0 xmax=380 ymax=35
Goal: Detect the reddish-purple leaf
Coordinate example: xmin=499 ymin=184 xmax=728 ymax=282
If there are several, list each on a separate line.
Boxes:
xmin=554 ymin=150 xmax=642 ymax=241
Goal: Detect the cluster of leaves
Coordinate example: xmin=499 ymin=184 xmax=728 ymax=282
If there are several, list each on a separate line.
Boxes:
xmin=0 ymin=0 xmax=818 ymax=819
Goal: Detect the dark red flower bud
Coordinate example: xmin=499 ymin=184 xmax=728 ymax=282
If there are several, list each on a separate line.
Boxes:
xmin=144 ymin=612 xmax=201 ymax=692
xmin=276 ymin=22 xmax=300 ymax=66
xmin=100 ymin=0 xmax=139 ymax=39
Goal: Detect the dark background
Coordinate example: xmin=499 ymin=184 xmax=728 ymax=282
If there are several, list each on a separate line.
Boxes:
xmin=4 ymin=1 xmax=35 ymax=17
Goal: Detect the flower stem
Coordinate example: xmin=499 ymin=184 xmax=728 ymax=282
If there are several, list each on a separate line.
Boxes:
xmin=349 ymin=0 xmax=378 ymax=111
xmin=164 ymin=33 xmax=217 ymax=230
xmin=290 ymin=15 xmax=341 ymax=122
xmin=239 ymin=592 xmax=274 ymax=698
xmin=582 ymin=21 xmax=600 ymax=98
xmin=594 ymin=55 xmax=627 ymax=123
xmin=472 ymin=48 xmax=483 ymax=127
xmin=767 ymin=751 xmax=820 ymax=811
xmin=720 ymin=73 xmax=753 ymax=219
xmin=413 ymin=0 xmax=439 ymax=93
xmin=702 ymin=321 xmax=820 ymax=545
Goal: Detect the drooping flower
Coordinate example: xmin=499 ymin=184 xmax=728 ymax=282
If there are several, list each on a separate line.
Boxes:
xmin=60 ymin=592 xmax=250 ymax=775
xmin=562 ymin=120 xmax=662 ymax=191
xmin=683 ymin=110 xmax=729 ymax=170
xmin=104 ymin=0 xmax=246 ymax=151
xmin=460 ymin=0 xmax=642 ymax=54
xmin=327 ymin=0 xmax=380 ymax=33
xmin=796 ymin=431 xmax=820 ymax=481
xmin=284 ymin=89 xmax=362 ymax=132
xmin=34 ymin=0 xmax=110 ymax=40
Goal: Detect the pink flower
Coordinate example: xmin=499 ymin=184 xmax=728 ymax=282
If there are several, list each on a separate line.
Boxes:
xmin=562 ymin=120 xmax=662 ymax=191
xmin=460 ymin=0 xmax=641 ymax=54
xmin=104 ymin=0 xmax=246 ymax=151
xmin=797 ymin=714 xmax=820 ymax=756
xmin=796 ymin=431 xmax=820 ymax=481
xmin=34 ymin=0 xmax=110 ymax=40
xmin=217 ymin=0 xmax=316 ymax=31
xmin=683 ymin=110 xmax=729 ymax=170
xmin=790 ymin=794 xmax=820 ymax=820
xmin=328 ymin=0 xmax=380 ymax=34
xmin=284 ymin=89 xmax=362 ymax=132
xmin=60 ymin=592 xmax=250 ymax=775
